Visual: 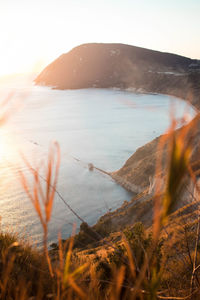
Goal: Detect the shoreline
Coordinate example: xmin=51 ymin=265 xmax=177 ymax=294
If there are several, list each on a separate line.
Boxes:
xmin=35 ymin=81 xmax=200 ymax=241
xmin=43 ymin=83 xmax=199 ymax=195
xmin=108 ymin=88 xmax=199 ymax=194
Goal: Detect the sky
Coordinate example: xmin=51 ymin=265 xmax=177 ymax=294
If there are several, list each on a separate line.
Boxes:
xmin=0 ymin=0 xmax=199 ymax=76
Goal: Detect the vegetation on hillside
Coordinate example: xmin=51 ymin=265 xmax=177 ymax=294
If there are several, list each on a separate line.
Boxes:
xmin=1 ymin=95 xmax=200 ymax=298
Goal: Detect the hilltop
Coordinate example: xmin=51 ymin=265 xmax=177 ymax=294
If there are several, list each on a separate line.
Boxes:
xmin=35 ymin=42 xmax=200 ymax=106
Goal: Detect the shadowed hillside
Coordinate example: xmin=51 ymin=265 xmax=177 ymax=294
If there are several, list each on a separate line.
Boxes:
xmin=35 ymin=43 xmax=200 ymax=107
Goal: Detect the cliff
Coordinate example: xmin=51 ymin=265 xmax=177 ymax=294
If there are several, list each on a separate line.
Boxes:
xmin=97 ymin=116 xmax=200 ymax=233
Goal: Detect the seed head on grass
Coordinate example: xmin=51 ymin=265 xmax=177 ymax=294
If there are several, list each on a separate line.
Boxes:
xmin=19 ymin=141 xmax=60 ymax=277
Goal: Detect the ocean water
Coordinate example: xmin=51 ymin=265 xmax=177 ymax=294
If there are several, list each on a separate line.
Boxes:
xmin=0 ymin=75 xmax=195 ymax=247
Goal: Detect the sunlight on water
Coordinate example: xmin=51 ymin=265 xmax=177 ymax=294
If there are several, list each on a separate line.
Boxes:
xmin=0 ymin=74 xmax=196 ymax=247
xmin=0 ymin=133 xmax=7 ymax=162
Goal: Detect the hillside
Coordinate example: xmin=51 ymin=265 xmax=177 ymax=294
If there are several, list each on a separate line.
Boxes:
xmin=35 ymin=42 xmax=200 ymax=230
xmin=35 ymin=43 xmax=200 ymax=106
xmin=80 ymin=115 xmax=198 ymax=235
xmin=3 ymin=44 xmax=200 ymax=299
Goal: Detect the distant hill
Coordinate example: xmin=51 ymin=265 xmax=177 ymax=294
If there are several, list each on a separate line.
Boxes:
xmin=35 ymin=43 xmax=200 ymax=229
xmin=35 ymin=43 xmax=200 ymax=107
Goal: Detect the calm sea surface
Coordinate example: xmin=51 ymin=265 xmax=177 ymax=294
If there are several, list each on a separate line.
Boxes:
xmin=0 ymin=75 xmax=195 ymax=246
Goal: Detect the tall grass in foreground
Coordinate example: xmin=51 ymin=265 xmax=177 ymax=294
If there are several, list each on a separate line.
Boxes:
xmin=1 ymin=111 xmax=200 ymax=299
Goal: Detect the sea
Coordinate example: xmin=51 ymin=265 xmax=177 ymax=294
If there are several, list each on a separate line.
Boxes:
xmin=0 ymin=74 xmax=196 ymax=247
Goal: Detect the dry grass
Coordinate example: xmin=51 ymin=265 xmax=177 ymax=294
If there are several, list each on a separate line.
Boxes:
xmin=1 ymin=99 xmax=200 ymax=299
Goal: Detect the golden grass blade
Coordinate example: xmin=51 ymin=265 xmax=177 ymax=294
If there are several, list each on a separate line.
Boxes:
xmin=122 ymin=235 xmax=136 ymax=279
xmin=68 ymin=277 xmax=87 ymax=299
xmin=0 ymin=254 xmax=15 ymax=299
xmin=71 ymin=263 xmax=88 ymax=278
xmin=115 ymin=265 xmax=125 ymax=299
xmin=63 ymin=236 xmax=74 ymax=284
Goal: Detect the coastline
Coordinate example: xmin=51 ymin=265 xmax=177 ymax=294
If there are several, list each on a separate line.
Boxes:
xmin=36 ymin=77 xmax=200 ymax=239
xmin=95 ymin=85 xmax=200 ymax=231
xmin=108 ymin=87 xmax=199 ymax=193
xmin=43 ymin=82 xmax=200 ymax=198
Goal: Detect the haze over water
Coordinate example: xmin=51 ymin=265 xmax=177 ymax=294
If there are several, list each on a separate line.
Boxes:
xmin=0 ymin=75 xmax=195 ymax=247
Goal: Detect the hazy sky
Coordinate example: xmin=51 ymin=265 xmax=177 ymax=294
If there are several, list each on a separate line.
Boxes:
xmin=0 ymin=0 xmax=199 ymax=76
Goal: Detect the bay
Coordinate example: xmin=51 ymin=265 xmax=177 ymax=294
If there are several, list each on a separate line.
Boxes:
xmin=0 ymin=75 xmax=195 ymax=246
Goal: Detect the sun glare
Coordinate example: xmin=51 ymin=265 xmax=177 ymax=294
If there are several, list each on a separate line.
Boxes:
xmin=0 ymin=142 xmax=6 ymax=162
xmin=0 ymin=0 xmax=199 ymax=77
xmin=0 ymin=131 xmax=9 ymax=164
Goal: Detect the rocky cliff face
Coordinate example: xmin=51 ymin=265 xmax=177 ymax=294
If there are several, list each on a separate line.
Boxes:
xmin=111 ymin=117 xmax=200 ymax=193
xmin=98 ymin=116 xmax=200 ymax=232
xmin=111 ymin=136 xmax=161 ymax=193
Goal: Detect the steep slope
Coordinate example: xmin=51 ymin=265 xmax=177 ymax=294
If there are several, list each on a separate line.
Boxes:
xmin=111 ymin=115 xmax=200 ymax=202
xmin=94 ymin=116 xmax=200 ymax=233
